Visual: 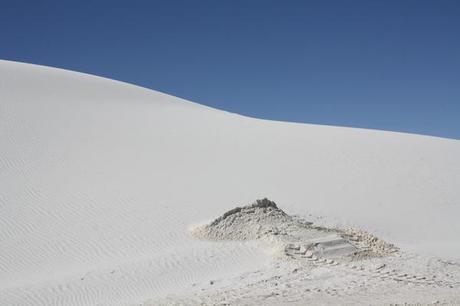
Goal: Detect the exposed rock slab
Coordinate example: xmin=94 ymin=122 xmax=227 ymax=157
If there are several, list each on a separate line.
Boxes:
xmin=191 ymin=198 xmax=397 ymax=260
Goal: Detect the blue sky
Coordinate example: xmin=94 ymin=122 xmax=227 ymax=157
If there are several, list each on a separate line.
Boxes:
xmin=1 ymin=1 xmax=459 ymax=139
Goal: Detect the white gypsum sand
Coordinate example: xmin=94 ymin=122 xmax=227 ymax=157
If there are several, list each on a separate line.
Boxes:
xmin=191 ymin=198 xmax=397 ymax=260
xmin=0 ymin=60 xmax=459 ymax=305
xmin=162 ymin=198 xmax=458 ymax=305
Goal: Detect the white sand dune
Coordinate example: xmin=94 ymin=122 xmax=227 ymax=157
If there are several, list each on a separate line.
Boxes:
xmin=1 ymin=60 xmax=459 ymax=305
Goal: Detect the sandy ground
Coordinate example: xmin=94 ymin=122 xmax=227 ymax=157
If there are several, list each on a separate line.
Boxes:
xmin=146 ymin=199 xmax=460 ymax=305
xmin=1 ymin=60 xmax=459 ymax=305
xmin=149 ymin=255 xmax=460 ymax=306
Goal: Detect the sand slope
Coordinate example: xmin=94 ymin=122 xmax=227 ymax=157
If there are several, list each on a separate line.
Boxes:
xmin=1 ymin=60 xmax=459 ymax=305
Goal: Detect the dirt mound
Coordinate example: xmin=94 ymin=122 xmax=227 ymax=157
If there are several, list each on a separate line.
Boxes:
xmin=192 ymin=198 xmax=397 ymax=260
xmin=194 ymin=198 xmax=296 ymax=240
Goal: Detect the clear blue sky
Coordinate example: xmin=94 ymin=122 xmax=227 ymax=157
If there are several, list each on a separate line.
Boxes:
xmin=1 ymin=1 xmax=459 ymax=139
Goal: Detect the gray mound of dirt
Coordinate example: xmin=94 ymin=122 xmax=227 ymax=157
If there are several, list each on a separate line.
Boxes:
xmin=200 ymin=198 xmax=298 ymax=240
xmin=192 ymin=198 xmax=398 ymax=260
